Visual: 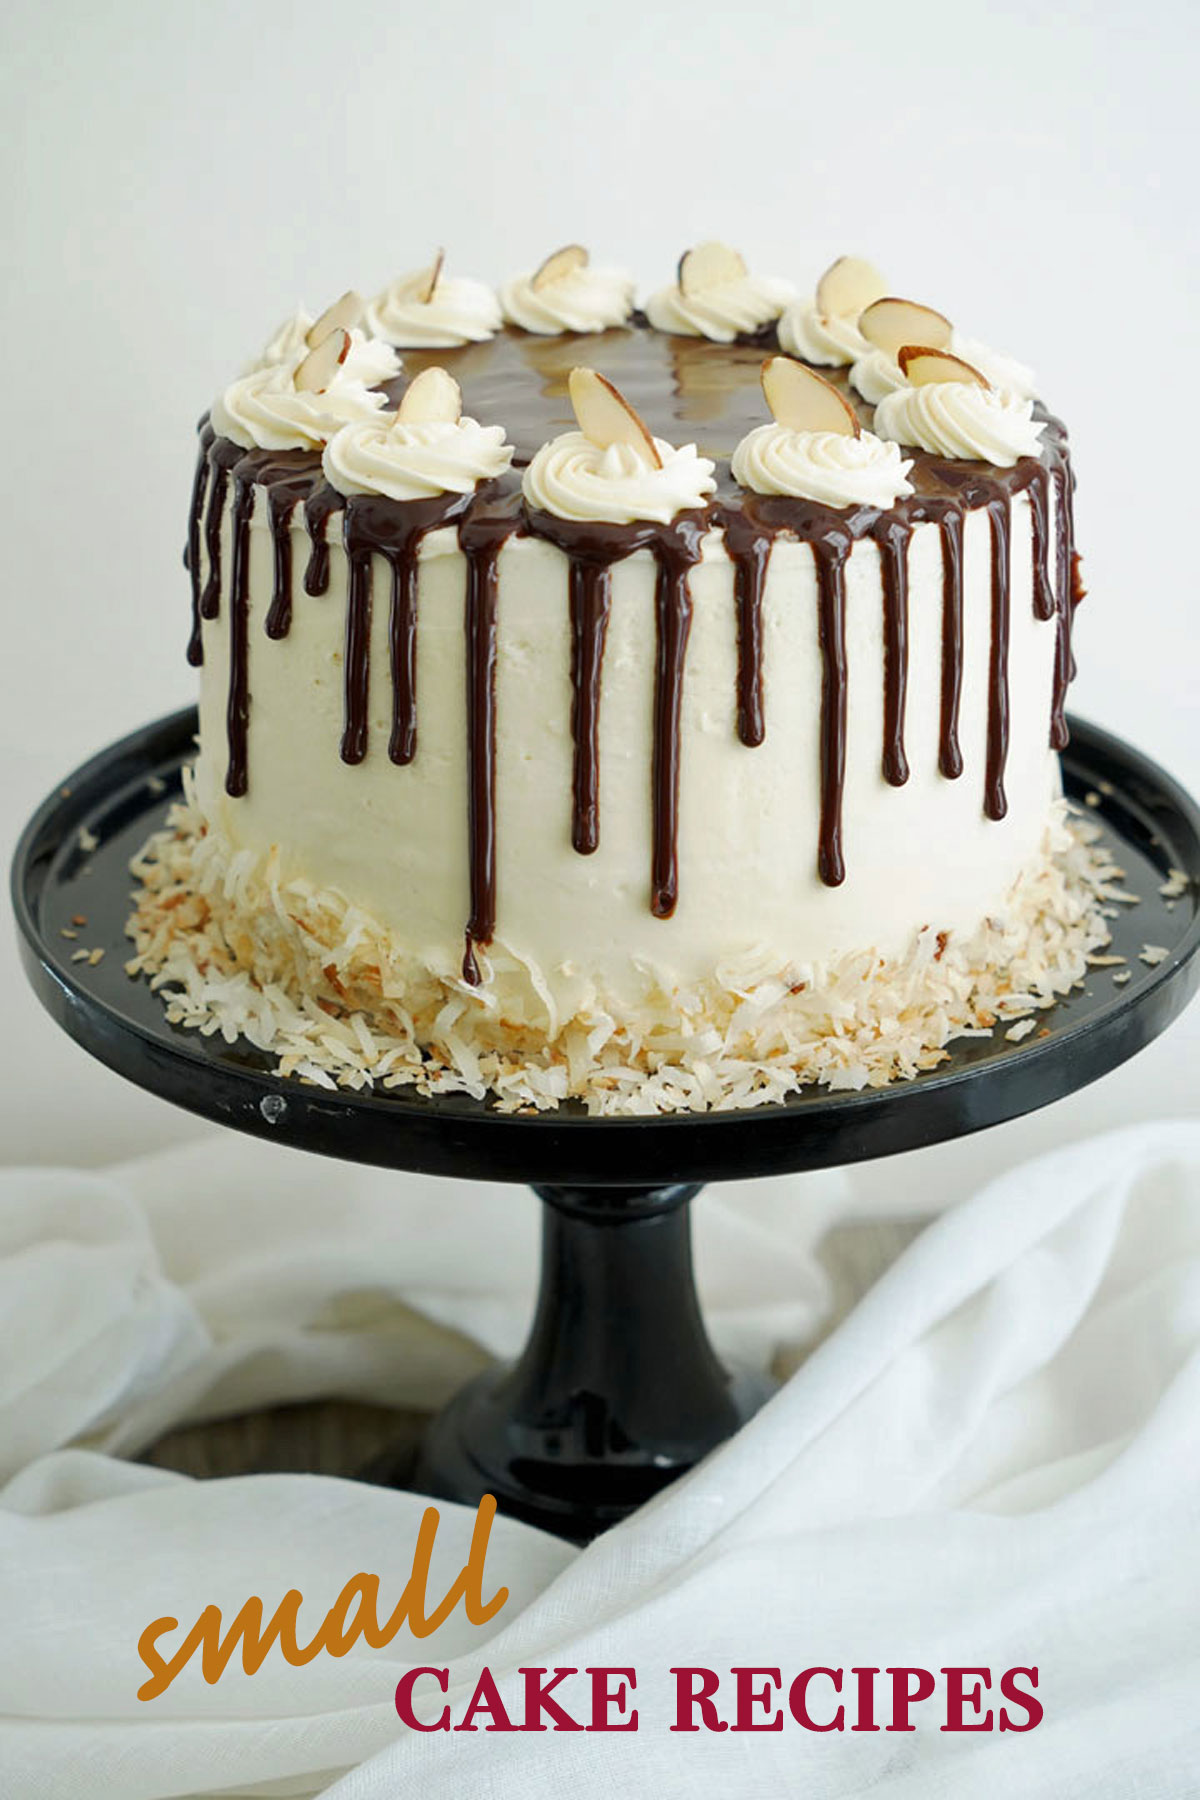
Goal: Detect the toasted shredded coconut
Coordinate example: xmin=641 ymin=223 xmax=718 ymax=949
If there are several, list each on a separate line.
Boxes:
xmin=1139 ymin=944 xmax=1170 ymax=967
xmin=123 ymin=776 xmax=1117 ymax=1117
xmin=1160 ymin=868 xmax=1189 ymax=900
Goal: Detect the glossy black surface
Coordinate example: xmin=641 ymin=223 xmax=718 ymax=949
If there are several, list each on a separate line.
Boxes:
xmin=395 ymin=1182 xmax=776 ymax=1539
xmin=12 ymin=707 xmax=1200 ymax=1186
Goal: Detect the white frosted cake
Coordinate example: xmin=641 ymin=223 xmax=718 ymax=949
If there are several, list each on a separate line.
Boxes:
xmin=129 ymin=246 xmax=1108 ymax=1112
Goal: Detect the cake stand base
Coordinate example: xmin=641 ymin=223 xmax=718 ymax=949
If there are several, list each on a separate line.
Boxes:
xmin=12 ymin=709 xmax=1200 ymax=1541
xmin=387 ymin=1183 xmax=773 ymax=1538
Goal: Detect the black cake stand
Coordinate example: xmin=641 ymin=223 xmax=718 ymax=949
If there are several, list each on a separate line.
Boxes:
xmin=12 ymin=707 xmax=1200 ymax=1538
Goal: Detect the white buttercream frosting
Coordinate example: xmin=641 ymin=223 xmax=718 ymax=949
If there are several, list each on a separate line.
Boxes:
xmin=522 ymin=432 xmax=716 ymax=524
xmin=874 ymin=382 xmax=1045 ymax=466
xmin=645 ymin=273 xmax=795 ymax=344
xmin=213 ymin=360 xmax=389 ymax=453
xmin=247 ymin=312 xmax=400 ymax=387
xmin=365 ymin=268 xmax=502 ymax=347
xmin=322 ymin=414 xmax=514 ymax=501
xmin=853 ymin=333 xmax=1037 ymax=405
xmin=777 ymin=303 xmax=871 ymax=368
xmin=500 ymin=265 xmax=635 ymax=335
xmin=732 ymin=424 xmax=913 ymax=507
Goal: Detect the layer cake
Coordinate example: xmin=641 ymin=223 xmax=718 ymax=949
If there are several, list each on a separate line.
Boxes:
xmin=129 ymin=248 xmax=1108 ymax=1112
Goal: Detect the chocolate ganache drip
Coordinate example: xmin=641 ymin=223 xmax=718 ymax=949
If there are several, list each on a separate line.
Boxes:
xmin=1051 ymin=456 xmax=1083 ymax=752
xmin=936 ymin=509 xmax=965 ymax=780
xmin=568 ymin=560 xmax=613 ymax=854
xmin=526 ymin=508 xmax=707 ymax=904
xmin=224 ymin=473 xmax=255 ymax=798
xmin=650 ymin=521 xmax=706 ymax=918
xmin=459 ymin=497 xmax=523 ymax=983
xmin=337 ymin=490 xmax=477 ymax=768
xmin=184 ymin=420 xmax=216 ymax=666
xmin=525 ymin=512 xmax=635 ymax=857
xmin=718 ymin=508 xmax=771 ymax=748
xmin=302 ymin=482 xmax=340 ymax=600
xmin=814 ymin=533 xmax=850 ymax=888
xmin=198 ymin=437 xmax=238 ymax=632
xmin=263 ymin=469 xmax=317 ymax=641
xmin=985 ymin=495 xmax=1012 ymax=821
xmin=186 ymin=325 xmax=1081 ymax=976
xmin=874 ymin=514 xmax=912 ymax=790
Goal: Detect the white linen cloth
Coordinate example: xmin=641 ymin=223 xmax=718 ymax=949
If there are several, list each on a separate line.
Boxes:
xmin=0 ymin=1121 xmax=1198 ymax=1799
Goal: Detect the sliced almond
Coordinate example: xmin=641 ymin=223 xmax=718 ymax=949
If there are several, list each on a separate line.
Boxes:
xmin=293 ymin=328 xmax=350 ymax=393
xmin=815 ymin=255 xmax=887 ymax=321
xmin=761 ymin=356 xmax=860 ymax=436
xmin=898 ymin=346 xmax=990 ymax=388
xmin=531 ymin=243 xmax=589 ymax=291
xmin=418 ymin=248 xmax=445 ymax=304
xmin=568 ymin=367 xmax=662 ymax=467
xmin=397 ymin=365 xmax=463 ymax=424
xmin=306 ymin=290 xmax=364 ymax=347
xmin=858 ymin=296 xmax=953 ymax=357
xmin=677 ymin=241 xmax=747 ymax=297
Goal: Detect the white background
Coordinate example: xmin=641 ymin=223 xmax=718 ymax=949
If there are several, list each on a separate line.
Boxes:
xmin=1 ymin=0 xmax=1196 ymax=1198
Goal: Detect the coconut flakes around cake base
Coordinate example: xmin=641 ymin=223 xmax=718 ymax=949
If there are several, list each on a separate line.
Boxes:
xmin=123 ymin=773 xmax=1121 ymax=1117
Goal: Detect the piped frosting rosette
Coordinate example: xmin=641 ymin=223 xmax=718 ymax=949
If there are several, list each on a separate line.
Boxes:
xmin=501 ymin=244 xmax=636 ymax=336
xmin=854 ymin=340 xmax=1037 ymax=404
xmin=733 ymin=356 xmax=913 ymax=507
xmin=778 ymin=255 xmax=888 ymax=368
xmin=246 ymin=291 xmax=400 ymax=387
xmin=850 ymin=296 xmax=1037 ymax=404
xmin=213 ymin=327 xmax=391 ymax=453
xmin=365 ymin=252 xmax=502 ymax=348
xmin=253 ymin=315 xmax=399 ymax=387
xmin=734 ymin=424 xmax=913 ymax=507
xmin=646 ymin=241 xmax=795 ymax=345
xmin=523 ymin=368 xmax=716 ymax=525
xmin=323 ymin=367 xmax=514 ymax=501
xmin=873 ymin=349 xmax=1044 ymax=468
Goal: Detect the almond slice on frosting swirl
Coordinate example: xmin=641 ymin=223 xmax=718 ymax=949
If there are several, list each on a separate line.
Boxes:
xmin=243 ymin=308 xmax=401 ymax=386
xmin=522 ymin=368 xmax=716 ymax=524
xmin=851 ymin=295 xmax=1038 ymax=403
xmin=500 ymin=245 xmax=636 ymax=336
xmin=733 ymin=425 xmax=915 ymax=507
xmin=322 ymin=369 xmax=514 ymax=502
xmin=645 ymin=241 xmax=795 ymax=344
xmin=365 ymin=255 xmax=502 ymax=348
xmin=213 ymin=340 xmax=390 ymax=453
xmin=732 ymin=357 xmax=913 ymax=507
xmin=778 ymin=255 xmax=888 ymax=368
xmin=873 ymin=351 xmax=1044 ymax=466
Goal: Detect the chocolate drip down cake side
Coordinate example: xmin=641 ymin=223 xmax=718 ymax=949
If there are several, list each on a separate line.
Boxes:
xmin=128 ymin=245 xmax=1119 ymax=1114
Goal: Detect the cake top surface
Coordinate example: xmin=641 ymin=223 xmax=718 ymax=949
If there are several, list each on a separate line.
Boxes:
xmin=384 ymin=326 xmax=1052 ymax=498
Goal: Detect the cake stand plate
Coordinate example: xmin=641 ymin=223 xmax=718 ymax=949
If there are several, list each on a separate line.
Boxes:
xmin=12 ymin=709 xmax=1200 ymax=1537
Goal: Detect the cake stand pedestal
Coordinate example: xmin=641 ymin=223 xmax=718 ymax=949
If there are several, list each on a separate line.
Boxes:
xmin=13 ymin=709 xmax=1200 ymax=1539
